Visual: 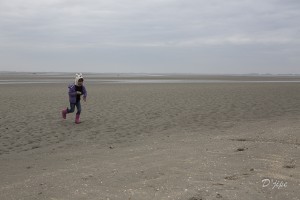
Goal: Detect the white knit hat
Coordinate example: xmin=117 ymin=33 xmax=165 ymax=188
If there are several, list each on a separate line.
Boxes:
xmin=75 ymin=73 xmax=84 ymax=86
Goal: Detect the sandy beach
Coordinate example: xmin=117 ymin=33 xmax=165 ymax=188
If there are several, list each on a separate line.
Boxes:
xmin=0 ymin=74 xmax=299 ymax=200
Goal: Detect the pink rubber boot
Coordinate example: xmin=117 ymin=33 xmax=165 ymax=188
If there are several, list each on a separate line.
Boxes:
xmin=75 ymin=114 xmax=80 ymax=124
xmin=62 ymin=109 xmax=67 ymax=119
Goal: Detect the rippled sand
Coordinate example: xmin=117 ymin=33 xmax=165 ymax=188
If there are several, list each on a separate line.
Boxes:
xmin=0 ymin=74 xmax=299 ymax=199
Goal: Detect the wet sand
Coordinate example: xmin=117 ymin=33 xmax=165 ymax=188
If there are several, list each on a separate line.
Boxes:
xmin=0 ymin=74 xmax=299 ymax=199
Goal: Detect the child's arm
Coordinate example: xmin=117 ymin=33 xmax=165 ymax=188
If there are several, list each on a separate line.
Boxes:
xmin=83 ymin=86 xmax=87 ymax=101
xmin=68 ymin=84 xmax=77 ymax=96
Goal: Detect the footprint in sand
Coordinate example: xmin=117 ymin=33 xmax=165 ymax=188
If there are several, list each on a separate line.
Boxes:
xmin=236 ymin=147 xmax=248 ymax=152
xmin=283 ymin=159 xmax=296 ymax=169
xmin=224 ymin=174 xmax=239 ymax=180
xmin=188 ymin=196 xmax=204 ymax=200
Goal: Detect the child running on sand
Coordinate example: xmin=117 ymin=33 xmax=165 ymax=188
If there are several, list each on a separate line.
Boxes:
xmin=62 ymin=73 xmax=87 ymax=124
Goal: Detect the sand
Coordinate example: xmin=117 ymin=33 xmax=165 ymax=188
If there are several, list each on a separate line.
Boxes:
xmin=0 ymin=74 xmax=299 ymax=200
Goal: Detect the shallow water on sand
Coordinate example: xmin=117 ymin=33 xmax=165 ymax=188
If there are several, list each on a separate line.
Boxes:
xmin=1 ymin=79 xmax=300 ymax=84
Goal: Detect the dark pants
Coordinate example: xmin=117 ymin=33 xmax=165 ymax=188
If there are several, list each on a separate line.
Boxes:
xmin=67 ymin=101 xmax=81 ymax=115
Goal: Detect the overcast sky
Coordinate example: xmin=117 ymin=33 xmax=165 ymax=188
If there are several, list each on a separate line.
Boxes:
xmin=0 ymin=0 xmax=299 ymax=74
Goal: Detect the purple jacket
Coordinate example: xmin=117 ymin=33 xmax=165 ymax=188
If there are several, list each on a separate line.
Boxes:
xmin=68 ymin=84 xmax=87 ymax=103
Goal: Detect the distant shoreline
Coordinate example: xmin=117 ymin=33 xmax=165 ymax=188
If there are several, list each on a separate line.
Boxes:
xmin=1 ymin=71 xmax=300 ymax=77
xmin=1 ymin=76 xmax=300 ymax=85
xmin=1 ymin=72 xmax=300 ymax=84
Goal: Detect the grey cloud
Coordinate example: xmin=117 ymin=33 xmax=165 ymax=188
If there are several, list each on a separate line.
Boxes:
xmin=0 ymin=0 xmax=299 ymax=73
xmin=1 ymin=0 xmax=299 ymax=46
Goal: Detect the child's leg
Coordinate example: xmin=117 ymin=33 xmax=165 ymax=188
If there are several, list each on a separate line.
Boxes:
xmin=67 ymin=103 xmax=76 ymax=113
xmin=75 ymin=101 xmax=81 ymax=124
xmin=75 ymin=101 xmax=81 ymax=115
